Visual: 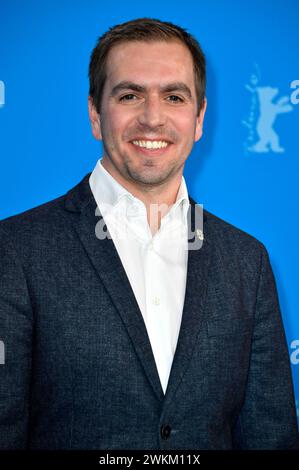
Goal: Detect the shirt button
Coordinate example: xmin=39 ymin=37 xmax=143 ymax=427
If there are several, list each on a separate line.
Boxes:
xmin=153 ymin=296 xmax=160 ymax=306
xmin=160 ymin=424 xmax=172 ymax=440
xmin=148 ymin=241 xmax=154 ymax=251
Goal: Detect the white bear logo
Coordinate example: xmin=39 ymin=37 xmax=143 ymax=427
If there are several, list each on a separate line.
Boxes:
xmin=248 ymin=86 xmax=293 ymax=153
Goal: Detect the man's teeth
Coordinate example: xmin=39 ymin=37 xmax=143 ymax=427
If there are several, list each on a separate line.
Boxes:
xmin=132 ymin=140 xmax=169 ymax=149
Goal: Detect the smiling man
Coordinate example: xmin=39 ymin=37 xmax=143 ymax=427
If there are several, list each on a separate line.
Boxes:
xmin=0 ymin=18 xmax=298 ymax=450
xmin=88 ymin=32 xmax=206 ymax=234
xmin=89 ymin=39 xmax=204 ymax=191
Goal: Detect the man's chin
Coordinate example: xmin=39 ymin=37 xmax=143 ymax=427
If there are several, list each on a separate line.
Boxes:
xmin=126 ymin=166 xmax=175 ymax=187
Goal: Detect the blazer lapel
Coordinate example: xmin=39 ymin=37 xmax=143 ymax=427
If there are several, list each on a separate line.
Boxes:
xmin=64 ymin=173 xmax=164 ymax=401
xmin=163 ymin=199 xmax=212 ymax=407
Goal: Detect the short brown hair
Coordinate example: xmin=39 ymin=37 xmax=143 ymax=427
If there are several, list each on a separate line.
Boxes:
xmin=89 ymin=17 xmax=206 ymax=115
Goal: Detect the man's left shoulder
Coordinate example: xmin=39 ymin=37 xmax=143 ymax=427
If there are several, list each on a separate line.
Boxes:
xmin=202 ymin=207 xmax=267 ymax=260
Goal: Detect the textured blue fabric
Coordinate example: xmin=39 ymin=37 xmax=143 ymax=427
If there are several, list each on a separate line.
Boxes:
xmin=0 ymin=173 xmax=298 ymax=449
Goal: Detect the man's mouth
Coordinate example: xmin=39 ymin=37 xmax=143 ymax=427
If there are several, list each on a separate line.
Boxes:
xmin=131 ymin=140 xmax=170 ymax=155
xmin=131 ymin=140 xmax=169 ymax=150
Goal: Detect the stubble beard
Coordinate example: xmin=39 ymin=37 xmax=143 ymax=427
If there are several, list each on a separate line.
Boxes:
xmin=122 ymin=153 xmax=183 ymax=188
xmin=102 ymin=137 xmax=184 ymax=190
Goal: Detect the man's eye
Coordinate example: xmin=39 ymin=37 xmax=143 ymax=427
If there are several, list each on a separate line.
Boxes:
xmin=119 ymin=94 xmax=137 ymax=101
xmin=167 ymin=95 xmax=183 ymax=102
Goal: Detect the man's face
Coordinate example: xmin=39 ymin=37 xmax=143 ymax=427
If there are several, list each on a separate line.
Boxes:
xmin=89 ymin=40 xmax=206 ymax=189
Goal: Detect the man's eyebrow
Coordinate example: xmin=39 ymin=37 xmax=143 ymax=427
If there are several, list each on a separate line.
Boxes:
xmin=161 ymin=82 xmax=192 ymax=99
xmin=110 ymin=81 xmax=193 ymax=99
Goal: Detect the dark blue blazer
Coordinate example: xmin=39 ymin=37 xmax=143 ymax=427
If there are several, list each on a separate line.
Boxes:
xmin=0 ymin=173 xmax=298 ymax=449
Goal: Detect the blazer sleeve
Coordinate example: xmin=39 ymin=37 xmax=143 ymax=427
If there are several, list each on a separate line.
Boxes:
xmin=232 ymin=244 xmax=299 ymax=449
xmin=0 ymin=228 xmax=33 ymax=449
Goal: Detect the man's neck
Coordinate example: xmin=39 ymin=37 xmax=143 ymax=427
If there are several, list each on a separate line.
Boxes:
xmin=101 ymin=157 xmax=183 ymax=235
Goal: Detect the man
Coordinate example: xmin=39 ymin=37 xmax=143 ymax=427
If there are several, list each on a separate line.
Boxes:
xmin=0 ymin=18 xmax=298 ymax=450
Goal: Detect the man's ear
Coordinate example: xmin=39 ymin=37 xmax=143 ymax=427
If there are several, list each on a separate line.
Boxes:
xmin=194 ymin=97 xmax=207 ymax=142
xmin=88 ymin=96 xmax=102 ymax=141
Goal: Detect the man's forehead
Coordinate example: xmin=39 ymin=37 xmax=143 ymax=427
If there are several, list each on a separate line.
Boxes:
xmin=108 ymin=38 xmax=189 ymax=54
xmin=106 ymin=39 xmax=193 ymax=69
xmin=105 ymin=40 xmax=195 ymax=87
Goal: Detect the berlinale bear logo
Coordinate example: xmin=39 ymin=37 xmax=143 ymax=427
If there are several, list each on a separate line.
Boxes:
xmin=249 ymin=86 xmax=292 ymax=153
xmin=243 ymin=67 xmax=293 ymax=154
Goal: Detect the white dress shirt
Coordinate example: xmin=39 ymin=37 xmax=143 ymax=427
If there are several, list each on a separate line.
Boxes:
xmin=89 ymin=159 xmax=189 ymax=393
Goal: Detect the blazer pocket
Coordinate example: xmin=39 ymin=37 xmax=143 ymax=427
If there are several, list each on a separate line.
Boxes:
xmin=206 ymin=318 xmax=252 ymax=337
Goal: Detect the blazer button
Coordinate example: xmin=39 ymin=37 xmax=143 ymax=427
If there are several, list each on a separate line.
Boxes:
xmin=160 ymin=424 xmax=172 ymax=440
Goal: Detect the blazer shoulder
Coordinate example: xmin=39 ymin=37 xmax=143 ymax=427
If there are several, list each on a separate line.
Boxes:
xmin=0 ymin=173 xmax=92 ymax=239
xmin=0 ymin=193 xmax=66 ymax=237
xmin=202 ymin=207 xmax=267 ymax=257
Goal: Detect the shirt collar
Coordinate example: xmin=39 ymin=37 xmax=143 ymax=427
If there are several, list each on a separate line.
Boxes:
xmin=169 ymin=174 xmax=190 ymax=224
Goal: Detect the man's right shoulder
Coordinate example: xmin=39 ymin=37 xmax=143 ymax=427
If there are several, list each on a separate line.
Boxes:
xmin=0 ymin=173 xmax=92 ymax=242
xmin=0 ymin=193 xmax=67 ymax=239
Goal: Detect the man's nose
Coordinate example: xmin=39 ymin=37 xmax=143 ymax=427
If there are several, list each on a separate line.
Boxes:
xmin=137 ymin=95 xmax=166 ymax=129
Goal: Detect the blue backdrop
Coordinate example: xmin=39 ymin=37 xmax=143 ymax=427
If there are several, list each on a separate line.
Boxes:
xmin=0 ymin=0 xmax=298 ymax=424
